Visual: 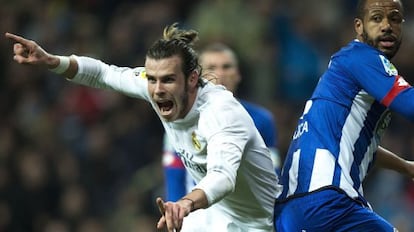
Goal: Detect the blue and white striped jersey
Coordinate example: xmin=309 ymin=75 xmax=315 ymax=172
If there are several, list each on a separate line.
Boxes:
xmin=278 ymin=40 xmax=413 ymax=204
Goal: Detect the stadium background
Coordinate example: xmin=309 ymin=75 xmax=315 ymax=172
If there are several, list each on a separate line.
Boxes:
xmin=0 ymin=0 xmax=414 ymax=231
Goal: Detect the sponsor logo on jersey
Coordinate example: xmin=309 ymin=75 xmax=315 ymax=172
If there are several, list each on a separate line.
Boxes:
xmin=176 ymin=148 xmax=207 ymax=174
xmin=182 ymin=158 xmax=207 ymax=174
xmin=379 ymin=55 xmax=398 ymax=76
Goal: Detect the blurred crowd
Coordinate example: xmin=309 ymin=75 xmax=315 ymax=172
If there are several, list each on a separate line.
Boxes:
xmin=0 ymin=0 xmax=414 ymax=231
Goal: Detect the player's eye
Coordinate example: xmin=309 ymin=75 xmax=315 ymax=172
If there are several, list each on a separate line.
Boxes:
xmin=147 ymin=76 xmax=156 ymax=83
xmin=371 ymin=14 xmax=383 ymax=22
xmin=389 ymin=13 xmax=404 ymax=24
xmin=164 ymin=77 xmax=175 ymax=83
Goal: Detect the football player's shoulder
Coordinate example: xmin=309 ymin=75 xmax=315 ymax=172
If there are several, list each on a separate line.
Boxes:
xmin=199 ymin=83 xmax=236 ymax=108
xmin=337 ymin=40 xmax=379 ymax=61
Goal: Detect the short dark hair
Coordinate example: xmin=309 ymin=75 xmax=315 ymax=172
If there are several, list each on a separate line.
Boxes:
xmin=201 ymin=43 xmax=233 ymax=54
xmin=146 ymin=23 xmax=203 ymax=86
xmin=356 ymin=0 xmax=368 ymax=19
xmin=356 ymin=0 xmax=404 ymax=19
xmin=200 ymin=42 xmax=238 ymax=64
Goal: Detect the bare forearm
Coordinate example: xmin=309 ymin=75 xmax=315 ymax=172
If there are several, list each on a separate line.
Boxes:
xmin=180 ymin=188 xmax=209 ymax=211
xmin=376 ymin=146 xmax=409 ymax=175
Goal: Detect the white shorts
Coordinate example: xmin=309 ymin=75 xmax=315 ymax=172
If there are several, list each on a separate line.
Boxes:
xmin=181 ymin=204 xmax=274 ymax=232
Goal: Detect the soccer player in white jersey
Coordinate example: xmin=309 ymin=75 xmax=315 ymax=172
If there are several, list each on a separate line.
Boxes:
xmin=5 ymin=23 xmax=281 ymax=232
xmin=275 ymin=0 xmax=414 ymax=231
xmin=162 ymin=43 xmax=281 ymax=202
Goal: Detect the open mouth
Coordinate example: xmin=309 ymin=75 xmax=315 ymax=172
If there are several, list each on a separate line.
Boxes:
xmin=157 ymin=100 xmax=174 ymax=113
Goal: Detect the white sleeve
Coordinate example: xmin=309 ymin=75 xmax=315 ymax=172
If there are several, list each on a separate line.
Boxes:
xmin=195 ymin=98 xmax=253 ymax=205
xmin=69 ymin=55 xmax=151 ymax=101
xmin=195 ymin=140 xmax=243 ymax=205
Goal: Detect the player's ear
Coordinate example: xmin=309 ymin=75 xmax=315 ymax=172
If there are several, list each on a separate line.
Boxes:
xmin=188 ymin=70 xmax=199 ymax=87
xmin=354 ymin=18 xmax=364 ymax=36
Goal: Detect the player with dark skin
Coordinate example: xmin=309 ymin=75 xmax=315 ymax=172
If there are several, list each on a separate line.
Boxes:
xmin=275 ymin=0 xmax=414 ymax=231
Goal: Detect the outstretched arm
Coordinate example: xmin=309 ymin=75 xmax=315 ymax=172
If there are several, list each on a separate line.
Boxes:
xmin=5 ymin=32 xmax=78 ymax=79
xmin=5 ymin=32 xmax=150 ymax=99
xmin=376 ymin=146 xmax=414 ymax=179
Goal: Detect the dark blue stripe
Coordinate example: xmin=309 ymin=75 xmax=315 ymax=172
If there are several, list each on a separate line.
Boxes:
xmin=350 ymin=101 xmax=386 ymax=190
xmin=296 ymin=146 xmax=316 ymax=194
xmin=331 ymin=103 xmax=350 ymax=187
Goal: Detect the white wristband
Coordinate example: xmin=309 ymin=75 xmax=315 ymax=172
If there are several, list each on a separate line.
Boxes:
xmin=49 ymin=56 xmax=70 ymax=74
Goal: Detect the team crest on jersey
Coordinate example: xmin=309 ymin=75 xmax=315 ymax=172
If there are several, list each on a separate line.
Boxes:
xmin=379 ymin=55 xmax=398 ymax=76
xmin=133 ymin=69 xmax=147 ymax=79
xmin=191 ymin=131 xmax=201 ymax=151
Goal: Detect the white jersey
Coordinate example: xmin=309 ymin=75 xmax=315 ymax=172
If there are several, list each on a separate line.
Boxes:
xmin=70 ymin=56 xmax=280 ymax=231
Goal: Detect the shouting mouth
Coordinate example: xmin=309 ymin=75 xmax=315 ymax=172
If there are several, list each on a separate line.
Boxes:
xmin=157 ymin=100 xmax=174 ymax=114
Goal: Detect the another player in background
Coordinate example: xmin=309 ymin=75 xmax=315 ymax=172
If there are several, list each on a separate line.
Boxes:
xmin=6 ymin=23 xmax=281 ymax=232
xmin=162 ymin=43 xmax=280 ymax=201
xmin=275 ymin=0 xmax=414 ymax=231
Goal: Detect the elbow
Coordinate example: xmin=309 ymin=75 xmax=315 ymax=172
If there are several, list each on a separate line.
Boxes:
xmin=195 ymin=171 xmax=235 ymax=206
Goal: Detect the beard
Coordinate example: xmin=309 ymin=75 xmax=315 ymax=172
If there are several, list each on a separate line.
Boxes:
xmin=361 ymin=30 xmax=401 ymax=59
xmin=177 ymin=83 xmax=190 ymax=119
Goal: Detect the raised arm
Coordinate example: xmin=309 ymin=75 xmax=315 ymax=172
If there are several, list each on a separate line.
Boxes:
xmin=5 ymin=32 xmax=78 ymax=79
xmin=376 ymin=146 xmax=414 ymax=179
